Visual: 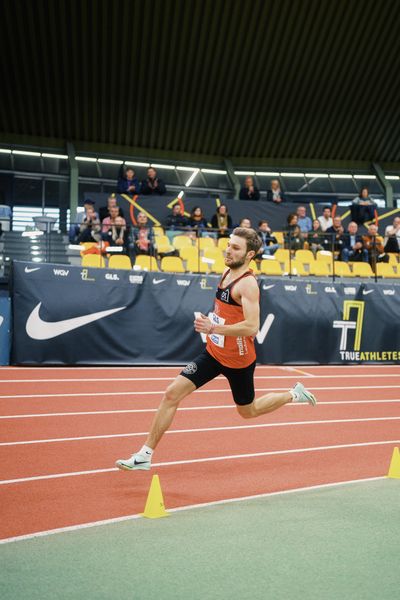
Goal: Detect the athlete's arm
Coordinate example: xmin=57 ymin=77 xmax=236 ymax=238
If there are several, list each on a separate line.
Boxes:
xmin=194 ymin=278 xmax=260 ymax=337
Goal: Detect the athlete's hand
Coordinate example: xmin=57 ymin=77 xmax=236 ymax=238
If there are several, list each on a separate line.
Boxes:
xmin=194 ymin=313 xmax=213 ymax=334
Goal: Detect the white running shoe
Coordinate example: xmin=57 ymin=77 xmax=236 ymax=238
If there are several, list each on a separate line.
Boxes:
xmin=291 ymin=382 xmax=317 ymax=406
xmin=115 ymin=453 xmax=152 ymax=471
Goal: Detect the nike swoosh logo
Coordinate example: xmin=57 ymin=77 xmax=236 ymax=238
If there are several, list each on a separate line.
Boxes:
xmin=26 ymin=302 xmax=126 ymax=340
xmin=262 ymin=284 xmax=275 ymax=290
xmin=153 ymin=278 xmax=166 ymax=284
xmin=24 ymin=267 xmax=40 ymax=273
xmin=362 ymin=290 xmax=374 ymax=295
xmin=134 ymin=459 xmax=150 ymax=465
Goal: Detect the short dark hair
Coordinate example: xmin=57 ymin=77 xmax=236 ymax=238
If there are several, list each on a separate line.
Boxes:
xmin=232 ymin=227 xmax=262 ymax=254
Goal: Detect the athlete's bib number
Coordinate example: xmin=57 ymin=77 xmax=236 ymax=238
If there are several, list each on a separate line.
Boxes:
xmin=208 ymin=312 xmax=225 ymax=348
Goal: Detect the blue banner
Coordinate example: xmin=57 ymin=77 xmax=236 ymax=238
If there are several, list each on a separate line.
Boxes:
xmin=0 ymin=295 xmax=11 ymax=365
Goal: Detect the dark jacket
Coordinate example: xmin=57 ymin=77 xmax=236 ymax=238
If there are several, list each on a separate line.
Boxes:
xmin=324 ymin=226 xmax=345 ymax=252
xmin=211 ymin=213 xmax=233 ymax=232
xmin=266 ymin=189 xmax=286 ymax=203
xmin=341 ymin=232 xmax=364 ymax=251
xmin=164 ymin=213 xmax=189 ymax=230
xmin=99 ymin=205 xmax=125 ymax=222
xmin=141 ymin=177 xmax=167 ymax=195
xmin=239 ymin=187 xmax=260 ymax=200
xmin=258 ymin=230 xmax=278 ymax=247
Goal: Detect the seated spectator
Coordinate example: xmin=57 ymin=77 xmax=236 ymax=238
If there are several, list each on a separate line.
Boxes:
xmin=351 ymin=187 xmax=377 ymax=226
xmin=296 ymin=206 xmax=312 ymax=235
xmin=102 ymin=206 xmax=127 ymax=250
xmin=341 ymin=222 xmax=368 ymax=262
xmin=383 ymin=216 xmax=400 ymax=253
xmin=77 ymin=205 xmax=101 ymax=243
xmin=258 ymin=220 xmax=280 ymax=256
xmin=99 ymin=194 xmax=125 ymax=222
xmin=317 ymin=206 xmax=333 ymax=231
xmin=309 ymin=219 xmax=325 ymax=254
xmin=141 ymin=167 xmax=166 ymax=195
xmin=239 ymin=177 xmax=260 ymax=200
xmin=325 ymin=216 xmax=345 ymax=253
xmin=284 ymin=214 xmax=304 ymax=250
xmin=189 ymin=206 xmax=210 ymax=236
xmin=117 ymin=165 xmax=140 ymax=197
xmin=128 ymin=212 xmax=154 ymax=258
xmin=211 ymin=204 xmax=233 ymax=237
xmin=239 ymin=217 xmax=252 ymax=228
xmin=266 ymin=179 xmax=286 ymax=203
xmin=164 ymin=203 xmax=190 ymax=241
xmin=362 ymin=224 xmax=388 ymax=266
xmin=69 ymin=199 xmax=98 ymax=243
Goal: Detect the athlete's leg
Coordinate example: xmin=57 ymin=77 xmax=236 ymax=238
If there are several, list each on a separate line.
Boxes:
xmin=236 ymin=390 xmax=292 ymax=419
xmin=145 ymin=375 xmax=196 ymax=450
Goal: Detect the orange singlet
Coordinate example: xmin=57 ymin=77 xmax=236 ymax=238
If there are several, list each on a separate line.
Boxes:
xmin=206 ymin=269 xmax=258 ymax=368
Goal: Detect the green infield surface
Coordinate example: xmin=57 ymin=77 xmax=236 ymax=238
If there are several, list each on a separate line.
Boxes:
xmin=1 ymin=478 xmax=399 ymax=600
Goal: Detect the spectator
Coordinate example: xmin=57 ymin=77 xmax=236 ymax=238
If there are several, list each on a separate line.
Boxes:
xmin=77 ymin=205 xmax=101 ymax=243
xmin=239 ymin=217 xmax=252 ymax=228
xmin=117 ymin=165 xmax=140 ymax=197
xmin=211 ymin=204 xmax=233 ymax=237
xmin=69 ymin=199 xmax=98 ymax=243
xmin=351 ymin=187 xmax=377 ymax=226
xmin=309 ymin=219 xmax=325 ymax=254
xmin=296 ymin=206 xmax=312 ymax=235
xmin=325 ymin=216 xmax=345 ymax=253
xmin=362 ymin=224 xmax=388 ymax=266
xmin=317 ymin=207 xmax=333 ymax=232
xmin=383 ymin=216 xmax=400 ymax=253
xmin=284 ymin=214 xmax=304 ymax=250
xmin=102 ymin=206 xmax=127 ymax=249
xmin=341 ymin=222 xmax=368 ymax=262
xmin=266 ymin=179 xmax=285 ymax=203
xmin=141 ymin=167 xmax=167 ymax=195
xmin=164 ymin=203 xmax=190 ymax=242
xmin=129 ymin=212 xmax=154 ymax=258
xmin=99 ymin=194 xmax=125 ymax=222
xmin=189 ymin=206 xmax=210 ymax=235
xmin=257 ymin=220 xmax=280 ymax=256
xmin=239 ymin=176 xmax=260 ymax=200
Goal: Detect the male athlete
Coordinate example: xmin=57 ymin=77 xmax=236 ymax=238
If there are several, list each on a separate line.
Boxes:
xmin=116 ymin=227 xmax=316 ymax=471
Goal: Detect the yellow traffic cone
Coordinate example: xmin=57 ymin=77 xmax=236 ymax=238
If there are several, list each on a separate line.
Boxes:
xmin=142 ymin=474 xmax=170 ymax=519
xmin=387 ymin=447 xmax=400 ymax=479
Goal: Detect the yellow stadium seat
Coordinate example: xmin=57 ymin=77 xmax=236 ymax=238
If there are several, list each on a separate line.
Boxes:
xmin=295 ymin=249 xmax=315 ymax=264
xmin=79 ymin=242 xmax=98 ymax=256
xmin=312 ymin=262 xmax=331 ymax=277
xmin=260 ymin=259 xmax=283 ymax=276
xmin=155 ymin=235 xmax=174 ymax=254
xmin=196 ymin=237 xmax=216 ymax=250
xmin=108 ymin=255 xmax=132 ymax=270
xmin=203 ymin=247 xmax=224 ymax=261
xmin=172 ymin=235 xmax=193 ymax=250
xmin=249 ymin=260 xmax=260 ymax=274
xmin=333 ymin=261 xmax=352 ymax=277
xmin=375 ymin=263 xmax=396 ymax=278
xmin=217 ymin=237 xmax=230 ymax=251
xmin=186 ymin=256 xmax=209 ymax=273
xmin=81 ymin=254 xmax=105 ymax=267
xmin=274 ymin=249 xmax=290 ymax=264
xmin=273 ymin=231 xmax=284 ymax=245
xmin=161 ymin=256 xmax=185 ymax=273
xmin=286 ymin=259 xmax=310 ymax=277
xmin=316 ymin=250 xmax=334 ymax=263
xmin=387 ymin=253 xmax=399 ymax=265
xmin=351 ymin=262 xmax=374 ymax=277
xmin=153 ymin=226 xmax=164 ymax=236
xmin=210 ymin=257 xmax=227 ymax=274
xmin=134 ymin=255 xmax=159 ymax=271
xmin=179 ymin=246 xmax=199 ymax=262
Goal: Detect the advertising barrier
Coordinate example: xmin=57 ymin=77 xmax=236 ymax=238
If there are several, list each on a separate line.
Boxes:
xmin=0 ymin=294 xmax=11 ymax=365
xmin=12 ymin=261 xmax=400 ymax=365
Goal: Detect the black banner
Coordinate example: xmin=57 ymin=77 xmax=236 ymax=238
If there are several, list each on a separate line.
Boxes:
xmin=12 ymin=261 xmax=400 ymax=364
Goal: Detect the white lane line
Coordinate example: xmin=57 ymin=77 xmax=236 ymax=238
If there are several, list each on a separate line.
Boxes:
xmin=1 ymin=373 xmax=400 ymax=384
xmin=0 ymin=475 xmax=386 ymax=545
xmin=281 ymin=366 xmax=316 ymax=377
xmin=0 ymin=385 xmax=399 ymax=400
xmin=0 ymin=440 xmax=397 ymax=485
xmin=1 ymin=399 xmax=400 ymax=419
xmin=1 ymin=417 xmax=400 ymax=447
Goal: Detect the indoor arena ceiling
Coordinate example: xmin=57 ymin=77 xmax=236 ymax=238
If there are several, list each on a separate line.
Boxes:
xmin=1 ymin=0 xmax=400 ymax=167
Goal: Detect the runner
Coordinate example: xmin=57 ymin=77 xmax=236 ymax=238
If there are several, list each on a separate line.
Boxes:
xmin=116 ymin=227 xmax=317 ymax=471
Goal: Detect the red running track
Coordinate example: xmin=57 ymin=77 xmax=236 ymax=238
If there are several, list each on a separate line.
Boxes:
xmin=0 ymin=365 xmax=399 ymax=541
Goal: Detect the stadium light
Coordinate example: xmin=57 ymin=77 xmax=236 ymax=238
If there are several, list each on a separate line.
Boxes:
xmin=185 ymin=169 xmax=200 ymax=187
xmin=76 ymin=156 xmax=97 ymax=162
xmin=329 ymin=174 xmax=353 ymax=179
xmin=305 ymin=173 xmax=329 ymax=178
xmin=234 ymin=171 xmax=255 ymax=175
xmin=280 ymin=172 xmax=305 ymax=177
xmin=201 ymin=169 xmax=227 ymax=175
xmin=353 ymin=175 xmax=376 ymax=180
xmin=98 ymin=158 xmax=121 ymax=165
xmin=386 ymin=175 xmax=400 ymax=180
xmin=42 ymin=153 xmax=68 ymax=159
xmin=13 ymin=150 xmax=41 ymax=157
xmin=0 ymin=148 xmax=12 ymax=154
xmin=124 ymin=161 xmax=150 ymax=167
xmin=151 ymin=164 xmax=175 ymax=170
xmin=255 ymin=172 xmax=280 ymax=176
xmin=176 ymin=166 xmax=197 ymax=171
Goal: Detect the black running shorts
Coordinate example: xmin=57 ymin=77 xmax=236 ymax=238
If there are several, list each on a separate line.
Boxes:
xmin=180 ymin=349 xmax=256 ymax=406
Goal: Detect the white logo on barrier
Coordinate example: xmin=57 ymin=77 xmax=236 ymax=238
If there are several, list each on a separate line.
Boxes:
xmin=0 ymin=316 xmax=3 ymax=328
xmin=255 ymin=314 xmax=275 ymax=344
xmin=182 ymin=362 xmax=198 ymax=375
xmin=324 ymin=287 xmax=337 ymax=294
xmin=305 ymin=284 xmax=317 ymax=295
xmin=105 ymin=273 xmax=120 ymax=281
xmin=344 ymin=287 xmax=356 ymax=295
xmin=362 ymin=289 xmax=374 ymax=295
xmin=24 ymin=267 xmax=40 ymax=273
xmin=383 ymin=289 xmax=395 ymax=296
xmin=25 ymin=302 xmax=127 ymax=340
xmin=53 ymin=269 xmax=69 ymax=277
xmin=262 ymin=284 xmax=275 ymax=290
xmin=129 ymin=275 xmax=143 ymax=284
xmin=284 ymin=285 xmax=297 ymax=292
xmin=177 ymin=279 xmax=190 ymax=286
xmin=153 ymin=278 xmax=166 ymax=285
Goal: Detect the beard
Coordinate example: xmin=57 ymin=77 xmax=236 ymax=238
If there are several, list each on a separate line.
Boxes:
xmin=224 ymin=254 xmax=247 ymax=269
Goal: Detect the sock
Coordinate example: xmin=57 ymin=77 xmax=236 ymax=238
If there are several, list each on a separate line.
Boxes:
xmin=289 ymin=389 xmax=299 ymax=403
xmin=139 ymin=445 xmax=153 ymax=459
